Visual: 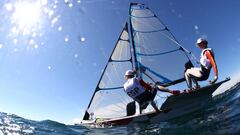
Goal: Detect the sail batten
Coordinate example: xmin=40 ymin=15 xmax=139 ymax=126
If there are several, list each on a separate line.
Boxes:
xmin=136 ymin=48 xmax=181 ymax=56
xmin=134 ymin=28 xmax=167 ymax=33
xmin=110 ymin=59 xmax=132 ymax=62
xmin=130 ymin=15 xmax=155 ymax=18
xmin=98 ymin=86 xmax=124 ymax=91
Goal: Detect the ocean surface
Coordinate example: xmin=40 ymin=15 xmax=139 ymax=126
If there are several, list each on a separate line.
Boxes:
xmin=1 ymin=83 xmax=240 ymax=135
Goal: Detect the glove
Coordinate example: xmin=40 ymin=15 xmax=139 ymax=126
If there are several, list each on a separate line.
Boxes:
xmin=209 ymin=76 xmax=218 ymax=84
xmin=170 ymin=90 xmax=180 ymax=95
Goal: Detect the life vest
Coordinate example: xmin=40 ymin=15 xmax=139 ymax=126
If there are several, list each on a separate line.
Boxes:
xmin=200 ymin=48 xmax=214 ymax=70
xmin=123 ymin=77 xmax=145 ymax=100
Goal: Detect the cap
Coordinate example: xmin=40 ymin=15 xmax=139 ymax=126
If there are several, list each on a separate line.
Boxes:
xmin=125 ymin=70 xmax=134 ymax=76
xmin=196 ymin=38 xmax=208 ymax=45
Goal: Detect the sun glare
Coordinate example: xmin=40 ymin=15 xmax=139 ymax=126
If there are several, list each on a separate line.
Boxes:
xmin=12 ymin=2 xmax=41 ymax=28
xmin=5 ymin=0 xmax=75 ymax=49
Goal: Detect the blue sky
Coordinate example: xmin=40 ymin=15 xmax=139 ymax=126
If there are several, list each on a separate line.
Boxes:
xmin=0 ymin=0 xmax=239 ymax=124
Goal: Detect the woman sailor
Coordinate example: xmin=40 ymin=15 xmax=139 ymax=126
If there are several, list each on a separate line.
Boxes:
xmin=123 ymin=70 xmax=180 ymax=115
xmin=185 ymin=38 xmax=218 ymax=90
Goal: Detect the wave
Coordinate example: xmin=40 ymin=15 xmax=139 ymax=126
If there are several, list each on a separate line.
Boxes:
xmin=0 ymin=82 xmax=240 ymax=135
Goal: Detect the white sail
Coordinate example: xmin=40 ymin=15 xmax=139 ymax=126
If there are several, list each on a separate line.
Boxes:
xmin=83 ymin=23 xmax=133 ymax=120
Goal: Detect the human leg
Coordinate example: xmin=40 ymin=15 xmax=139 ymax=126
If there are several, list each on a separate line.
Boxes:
xmin=185 ymin=67 xmax=202 ymax=89
xmin=126 ymin=101 xmax=136 ymax=116
xmin=185 ymin=70 xmax=192 ymax=89
xmin=138 ymin=90 xmax=157 ymax=113
xmin=150 ymin=101 xmax=160 ymax=112
xmin=139 ymin=102 xmax=148 ymax=114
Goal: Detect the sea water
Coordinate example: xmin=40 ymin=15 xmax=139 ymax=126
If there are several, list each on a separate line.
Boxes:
xmin=1 ymin=83 xmax=240 ymax=135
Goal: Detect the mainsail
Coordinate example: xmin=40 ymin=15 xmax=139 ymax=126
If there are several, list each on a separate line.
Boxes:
xmin=82 ymin=3 xmax=194 ymax=121
xmin=129 ymin=3 xmax=193 ymax=86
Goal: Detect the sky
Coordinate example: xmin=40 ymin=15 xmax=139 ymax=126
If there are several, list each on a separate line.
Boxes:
xmin=0 ymin=0 xmax=239 ymax=124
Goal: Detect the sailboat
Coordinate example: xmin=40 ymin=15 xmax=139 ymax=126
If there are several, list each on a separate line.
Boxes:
xmin=81 ymin=3 xmax=230 ymax=126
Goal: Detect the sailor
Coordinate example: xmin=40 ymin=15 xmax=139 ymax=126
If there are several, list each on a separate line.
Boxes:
xmin=123 ymin=70 xmax=179 ymax=115
xmin=185 ymin=38 xmax=218 ymax=90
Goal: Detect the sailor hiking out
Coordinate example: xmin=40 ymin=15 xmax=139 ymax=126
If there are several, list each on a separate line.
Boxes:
xmin=185 ymin=38 xmax=218 ymax=90
xmin=123 ymin=70 xmax=180 ymax=115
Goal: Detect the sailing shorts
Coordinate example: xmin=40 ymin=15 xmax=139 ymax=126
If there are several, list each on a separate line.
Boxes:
xmin=192 ymin=66 xmax=210 ymax=81
xmin=186 ymin=66 xmax=210 ymax=81
xmin=135 ymin=89 xmax=157 ymax=109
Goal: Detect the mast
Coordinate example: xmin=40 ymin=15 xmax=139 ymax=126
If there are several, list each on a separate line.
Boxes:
xmin=129 ymin=3 xmax=140 ymax=75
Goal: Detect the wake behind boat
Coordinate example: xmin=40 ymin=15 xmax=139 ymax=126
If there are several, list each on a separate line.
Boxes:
xmin=80 ymin=3 xmax=230 ymax=126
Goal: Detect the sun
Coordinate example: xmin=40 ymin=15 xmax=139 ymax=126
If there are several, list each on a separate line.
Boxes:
xmin=8 ymin=1 xmax=41 ymax=33
xmin=12 ymin=2 xmax=41 ymax=28
xmin=5 ymin=1 xmax=48 ymax=48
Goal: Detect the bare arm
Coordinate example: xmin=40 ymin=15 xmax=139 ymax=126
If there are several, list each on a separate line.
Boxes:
xmin=206 ymin=51 xmax=218 ymax=77
xmin=206 ymin=51 xmax=218 ymax=84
